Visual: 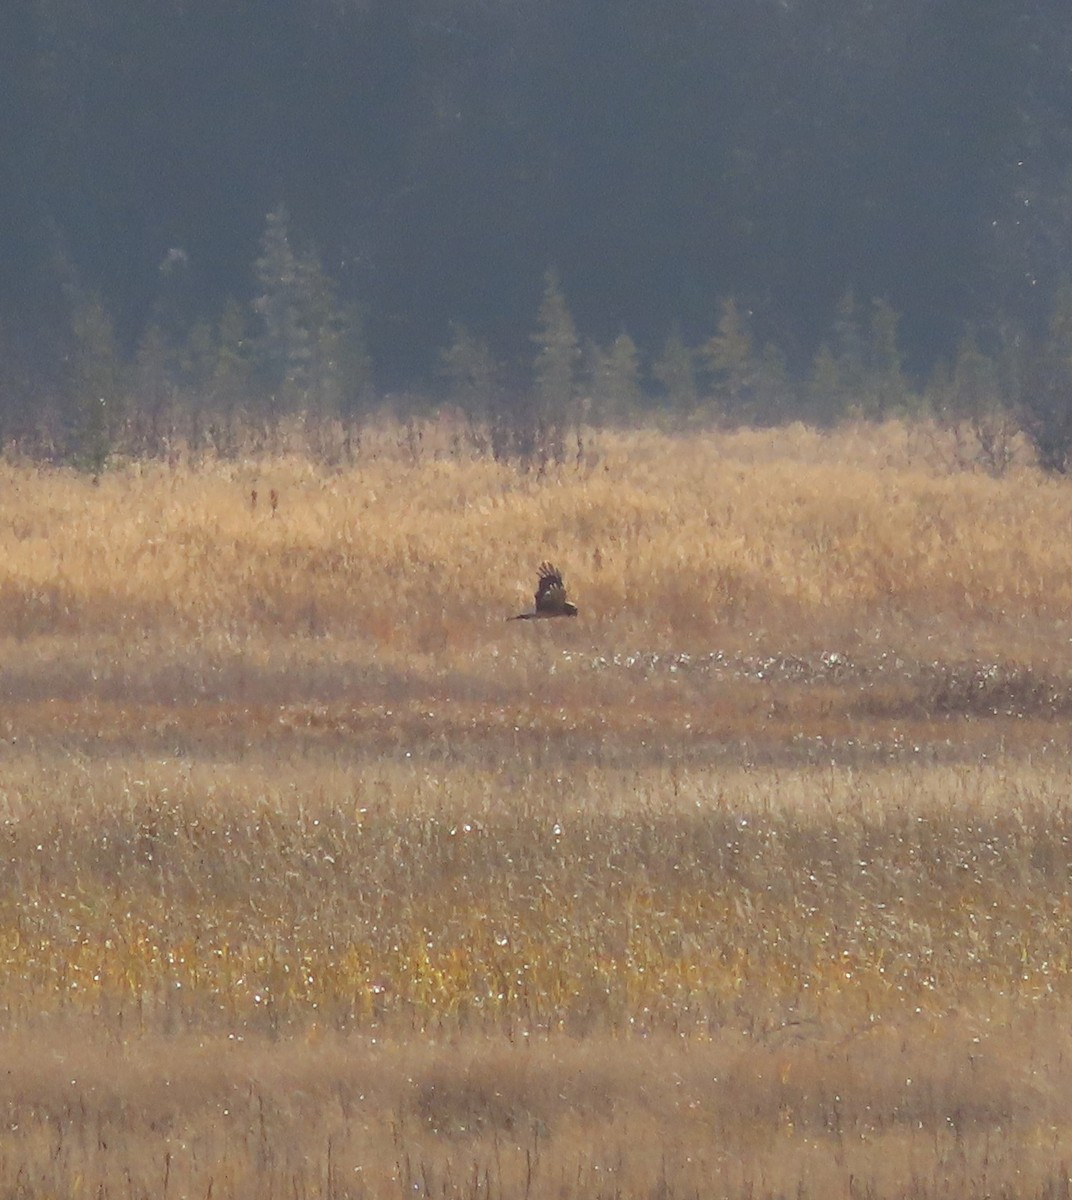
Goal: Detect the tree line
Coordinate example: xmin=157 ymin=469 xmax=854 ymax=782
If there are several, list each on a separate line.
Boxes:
xmin=33 ymin=205 xmax=1072 ymax=477
xmin=5 ymin=1 xmax=1072 ymax=469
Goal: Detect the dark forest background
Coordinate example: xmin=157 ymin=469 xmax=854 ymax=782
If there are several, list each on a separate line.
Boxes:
xmin=5 ymin=0 xmax=1072 ymax=468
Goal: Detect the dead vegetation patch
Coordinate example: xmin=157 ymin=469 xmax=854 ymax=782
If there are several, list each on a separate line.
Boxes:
xmin=0 ymin=423 xmax=1071 ymax=1196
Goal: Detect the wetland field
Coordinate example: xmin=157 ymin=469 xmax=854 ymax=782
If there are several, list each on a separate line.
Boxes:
xmin=3 ymin=419 xmax=1072 ymax=1198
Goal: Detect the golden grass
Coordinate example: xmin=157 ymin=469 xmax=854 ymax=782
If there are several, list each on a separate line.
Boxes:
xmin=2 ymin=418 xmax=1072 ymax=1197
xmin=5 ymin=417 xmax=1072 ymax=659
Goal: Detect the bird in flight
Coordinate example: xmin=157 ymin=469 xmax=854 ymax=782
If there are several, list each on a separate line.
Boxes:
xmin=511 ymin=562 xmax=579 ymax=619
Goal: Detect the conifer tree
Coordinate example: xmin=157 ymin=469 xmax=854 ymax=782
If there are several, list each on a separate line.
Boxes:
xmin=820 ymin=289 xmax=868 ymax=415
xmin=68 ymin=293 xmax=123 ymax=472
xmin=152 ymin=247 xmax=196 ymax=351
xmin=202 ymin=299 xmax=253 ymax=455
xmin=532 ymin=268 xmax=580 ymax=409
xmin=329 ymin=303 xmax=374 ymax=419
xmin=807 ymin=342 xmax=845 ymax=426
xmin=868 ymin=297 xmax=909 ymax=417
xmin=1021 ymin=282 xmax=1072 ymax=472
xmin=528 ymin=268 xmax=581 ymax=464
xmin=178 ymin=319 xmax=219 ymax=451
xmin=440 ymin=323 xmax=501 ymax=419
xmin=130 ymin=323 xmax=172 ymax=454
xmin=944 ymin=332 xmax=997 ymax=422
xmin=813 ymin=290 xmax=909 ymax=420
xmin=440 ymin=323 xmax=503 ymax=453
xmin=702 ymin=298 xmax=756 ymax=417
xmin=252 ymin=205 xmax=308 ymax=413
xmin=653 ymin=326 xmax=698 ymax=414
xmin=251 ymin=204 xmax=361 ymax=424
xmin=753 ymin=341 xmax=794 ymax=424
xmin=587 ymin=331 xmax=641 ymax=423
xmin=933 ymin=332 xmax=1016 ymax=476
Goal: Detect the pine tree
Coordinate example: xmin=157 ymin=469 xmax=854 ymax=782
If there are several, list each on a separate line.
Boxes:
xmin=1021 ymin=282 xmax=1072 ymax=472
xmin=179 ymin=319 xmax=219 ymax=451
xmin=204 ymin=299 xmax=253 ymax=456
xmin=807 ymin=342 xmax=845 ymax=426
xmin=532 ymin=268 xmax=580 ymax=409
xmin=829 ymin=289 xmax=867 ymax=412
xmin=945 ymin=332 xmax=997 ymax=422
xmin=130 ymin=323 xmax=173 ymax=454
xmin=936 ymin=332 xmax=1016 ymax=476
xmin=251 ymin=204 xmax=356 ymax=422
xmin=753 ymin=341 xmax=794 ymax=424
xmin=440 ymin=323 xmax=501 ymax=420
xmin=702 ymin=298 xmax=756 ymax=418
xmin=68 ymin=294 xmax=123 ymax=472
xmin=528 ymin=268 xmax=581 ymax=464
xmin=330 ymin=303 xmax=373 ymax=419
xmin=440 ymin=323 xmax=502 ymax=453
xmin=252 ymin=205 xmax=306 ymax=413
xmin=587 ymin=331 xmax=641 ymax=423
xmin=814 ymin=291 xmax=909 ymax=420
xmin=868 ymin=298 xmax=909 ymax=416
xmin=152 ymin=246 xmax=196 ymax=351
xmin=653 ymin=326 xmax=698 ymax=414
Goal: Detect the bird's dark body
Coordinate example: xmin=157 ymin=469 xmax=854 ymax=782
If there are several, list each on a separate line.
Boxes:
xmin=511 ymin=563 xmax=578 ymax=619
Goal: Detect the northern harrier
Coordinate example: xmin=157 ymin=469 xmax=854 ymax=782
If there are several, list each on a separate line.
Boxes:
xmin=511 ymin=562 xmax=579 ymax=619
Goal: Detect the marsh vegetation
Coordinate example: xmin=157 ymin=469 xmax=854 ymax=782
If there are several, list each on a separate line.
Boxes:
xmin=2 ymin=420 xmax=1071 ymax=1197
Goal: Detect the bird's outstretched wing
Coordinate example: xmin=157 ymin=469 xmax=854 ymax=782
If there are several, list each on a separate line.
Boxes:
xmin=509 ymin=563 xmax=579 ymax=619
xmin=533 ymin=562 xmax=578 ymax=617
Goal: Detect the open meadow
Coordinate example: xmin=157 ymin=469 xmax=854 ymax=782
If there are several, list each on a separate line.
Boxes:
xmin=4 ymin=418 xmax=1072 ymax=1198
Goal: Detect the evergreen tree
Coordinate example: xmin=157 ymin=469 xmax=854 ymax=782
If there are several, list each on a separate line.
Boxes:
xmin=532 ymin=268 xmax=580 ymax=410
xmin=753 ymin=341 xmax=794 ymax=425
xmin=702 ymin=298 xmax=756 ymax=418
xmin=587 ymin=331 xmax=641 ymax=424
xmin=652 ymin=326 xmax=698 ymax=414
xmin=181 ymin=320 xmax=217 ymax=390
xmin=935 ymin=331 xmax=1017 ymax=476
xmin=152 ymin=247 xmax=196 ymax=352
xmin=440 ymin=323 xmax=501 ymax=419
xmin=943 ymin=332 xmax=998 ymax=422
xmin=807 ymin=342 xmax=845 ymax=426
xmin=441 ymin=326 xmax=495 ymax=411
xmin=439 ymin=323 xmax=503 ymax=453
xmin=329 ymin=303 xmax=374 ymax=419
xmin=829 ymin=289 xmax=868 ymax=413
xmin=301 ymin=261 xmax=347 ymax=422
xmin=251 ymin=205 xmax=360 ymax=423
xmin=812 ymin=291 xmax=909 ymax=420
xmin=205 ymin=299 xmax=254 ymax=456
xmin=252 ymin=205 xmax=309 ymax=413
xmin=67 ymin=293 xmax=123 ymax=472
xmin=1021 ymin=282 xmax=1072 ymax=473
xmin=130 ymin=323 xmax=173 ymax=454
xmin=179 ymin=319 xmax=220 ymax=451
xmin=867 ymin=297 xmax=910 ymax=417
xmin=528 ymin=268 xmax=581 ymax=464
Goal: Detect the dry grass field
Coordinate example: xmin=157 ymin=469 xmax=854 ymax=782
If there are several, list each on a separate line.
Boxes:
xmin=3 ymin=417 xmax=1072 ymax=1198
